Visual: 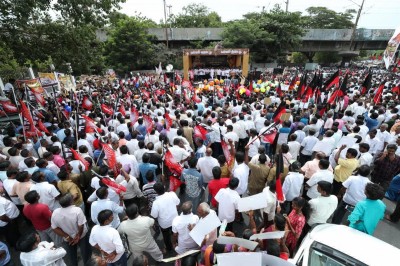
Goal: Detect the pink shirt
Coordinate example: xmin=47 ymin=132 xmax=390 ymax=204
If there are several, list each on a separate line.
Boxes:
xmin=301 ymin=159 xmax=333 ymax=179
xmin=53 ymin=155 xmax=66 ymax=168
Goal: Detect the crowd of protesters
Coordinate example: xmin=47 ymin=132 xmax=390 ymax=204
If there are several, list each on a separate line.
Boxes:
xmin=0 ymin=64 xmax=400 ymax=266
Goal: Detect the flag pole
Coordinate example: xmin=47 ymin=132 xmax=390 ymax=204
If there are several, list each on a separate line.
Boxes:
xmin=245 ymin=122 xmax=278 ymax=148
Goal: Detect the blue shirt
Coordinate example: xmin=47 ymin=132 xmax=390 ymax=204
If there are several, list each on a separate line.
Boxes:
xmin=0 ymin=241 xmax=10 ymax=265
xmin=38 ymin=168 xmax=59 ymax=183
xmin=180 ymin=168 xmax=203 ymax=198
xmin=348 ymin=199 xmax=386 ymax=235
xmin=363 ymin=113 xmax=378 ymax=131
xmin=139 ymin=163 xmax=157 ymax=184
xmin=136 ymin=124 xmax=147 ymax=140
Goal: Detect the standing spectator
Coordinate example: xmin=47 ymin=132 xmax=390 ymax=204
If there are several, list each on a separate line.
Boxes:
xmin=51 ymin=194 xmax=92 ymax=266
xmin=306 ymin=159 xmax=334 ymax=199
xmin=215 ymin=178 xmax=240 ymax=231
xmin=89 ymin=210 xmax=127 ymax=266
xmin=196 ymin=148 xmax=219 ymax=188
xmin=348 ymin=183 xmax=386 ymax=235
xmin=172 ymin=201 xmax=199 ymax=254
xmin=245 ymin=146 xmax=270 ymax=195
xmin=287 ymin=134 xmax=301 ymax=160
xmin=23 ymin=191 xmax=60 ymax=246
xmin=232 ymin=152 xmax=249 ymax=196
xmin=181 ymin=158 xmax=203 ymax=213
xmin=332 ymin=165 xmax=371 ymax=224
xmin=57 ymin=171 xmax=84 ymax=210
xmin=118 ymin=204 xmax=163 ymax=262
xmin=299 ymin=129 xmax=318 ymax=165
xmin=0 ymin=196 xmax=20 ymax=247
xmin=358 ymin=143 xmax=373 ymax=167
xmin=17 ymin=232 xmax=67 ymax=265
xmin=30 ymin=171 xmax=61 ymax=211
xmin=151 ymin=182 xmax=180 ymax=253
xmin=138 ymin=153 xmax=157 ymax=185
xmin=90 ymin=187 xmax=124 ymax=229
xmin=142 ymin=172 xmax=158 ymax=213
xmin=371 ymin=144 xmax=400 ymax=191
xmin=115 ymin=165 xmax=143 ymax=208
xmin=282 ymin=162 xmax=304 ymax=214
xmin=332 ymin=146 xmax=359 ymax=195
xmin=11 ymin=171 xmax=32 ymax=205
xmin=208 ymin=167 xmax=230 ymax=208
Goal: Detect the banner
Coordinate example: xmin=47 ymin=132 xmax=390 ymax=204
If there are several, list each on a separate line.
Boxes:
xmin=21 ymin=79 xmax=46 ymax=107
xmin=38 ymin=72 xmax=57 ymax=87
xmin=58 ymin=74 xmax=75 ymax=91
xmin=383 ymin=27 xmax=400 ymax=69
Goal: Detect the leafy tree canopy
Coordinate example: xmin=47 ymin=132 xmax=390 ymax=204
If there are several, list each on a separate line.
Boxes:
xmin=169 ymin=3 xmax=222 ymax=28
xmin=303 ymin=7 xmax=356 ymax=29
xmin=222 ymin=5 xmax=305 ymax=62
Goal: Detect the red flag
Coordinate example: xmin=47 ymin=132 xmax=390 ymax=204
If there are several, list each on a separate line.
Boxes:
xmin=118 ymin=104 xmax=126 ymax=117
xmin=101 ymin=104 xmax=114 ymax=115
xmin=327 ymin=90 xmax=340 ymax=105
xmin=182 ymin=80 xmax=191 ymax=88
xmin=37 ymin=120 xmax=50 ymax=134
xmin=164 ymin=112 xmax=173 ymax=130
xmin=19 ymin=100 xmax=35 ymax=126
xmin=141 ymin=89 xmax=150 ymax=100
xmin=169 ymin=176 xmax=183 ymax=192
xmin=373 ymin=82 xmax=385 ymax=105
xmin=165 ymin=150 xmax=183 ymax=177
xmin=62 ymin=109 xmax=70 ymax=119
xmin=70 ymin=148 xmax=89 ymax=171
xmin=130 ymin=106 xmax=139 ymax=125
xmin=249 ymin=82 xmax=253 ymax=92
xmin=82 ymin=96 xmax=93 ymax=110
xmin=101 ymin=177 xmax=127 ymax=194
xmin=263 ymin=126 xmax=278 ymax=143
xmin=275 ymin=152 xmax=285 ymax=202
xmin=296 ymin=73 xmax=307 ymax=100
xmin=393 ymin=84 xmax=400 ymax=94
xmin=102 ymin=143 xmax=116 ymax=169
xmin=194 ymin=124 xmax=207 ymax=140
xmin=288 ymin=76 xmax=298 ymax=91
xmin=143 ymin=114 xmax=154 ymax=134
xmin=82 ymin=115 xmax=103 ymax=134
xmin=272 ymin=102 xmax=286 ymax=124
xmin=323 ymin=70 xmax=340 ymax=90
xmin=221 ymin=140 xmax=233 ymax=166
xmin=0 ymin=100 xmax=18 ymax=113
xmin=192 ymin=91 xmax=201 ymax=103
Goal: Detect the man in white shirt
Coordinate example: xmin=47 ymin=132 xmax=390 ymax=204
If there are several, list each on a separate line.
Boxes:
xmin=90 ymin=187 xmax=124 ymax=229
xmin=30 ymin=171 xmax=60 ymax=211
xmin=196 ymin=148 xmax=219 ymax=185
xmin=306 ymin=159 xmax=334 ymax=199
xmin=169 ymin=139 xmax=191 ymax=164
xmin=288 ymin=134 xmax=301 ymax=160
xmin=282 ymin=162 xmax=304 ymax=213
xmin=117 ymin=145 xmax=139 ymax=177
xmin=172 ymin=201 xmax=199 ymax=254
xmin=307 ymin=181 xmax=338 ymax=230
xmin=247 ymin=129 xmax=260 ymax=158
xmin=118 ymin=204 xmax=163 ymax=262
xmin=300 ymin=129 xmax=318 ymax=165
xmin=89 ymin=210 xmax=127 ymax=265
xmin=376 ymin=123 xmax=391 ymax=149
xmin=232 ymin=152 xmax=250 ymax=196
xmin=133 ymin=141 xmax=149 ymax=164
xmin=215 ymin=178 xmax=240 ymax=231
xmin=151 ymin=182 xmax=180 ymax=252
xmin=358 ymin=143 xmax=373 ymax=167
xmin=364 ymin=129 xmax=383 ymax=156
xmin=77 ymin=132 xmax=94 ymax=157
xmin=0 ymin=196 xmax=20 ymax=247
xmin=332 ymin=165 xmax=371 ymax=224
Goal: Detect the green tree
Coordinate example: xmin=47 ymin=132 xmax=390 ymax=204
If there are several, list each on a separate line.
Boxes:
xmin=291 ymin=52 xmax=308 ymax=64
xmin=222 ymin=5 xmax=305 ymax=62
xmin=314 ymin=51 xmax=341 ymax=64
xmin=303 ymin=7 xmax=356 ymax=29
xmin=169 ymin=3 xmax=222 ymax=28
xmin=104 ymin=16 xmax=162 ymax=74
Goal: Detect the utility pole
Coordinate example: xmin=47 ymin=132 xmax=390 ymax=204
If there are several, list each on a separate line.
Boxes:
xmin=167 ymin=5 xmax=172 ymax=17
xmin=349 ymin=0 xmax=365 ymax=51
xmin=163 ymin=0 xmax=169 ymax=48
xmin=284 ymin=0 xmax=289 ymax=12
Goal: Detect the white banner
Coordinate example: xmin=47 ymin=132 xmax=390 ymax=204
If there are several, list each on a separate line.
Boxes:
xmin=383 ymin=27 xmax=400 ymax=69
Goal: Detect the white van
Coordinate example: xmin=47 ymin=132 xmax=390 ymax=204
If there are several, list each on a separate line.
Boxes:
xmin=290 ymin=224 xmax=400 ymax=266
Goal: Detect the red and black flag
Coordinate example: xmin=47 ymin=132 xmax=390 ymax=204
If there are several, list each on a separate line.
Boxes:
xmin=288 ymin=75 xmax=299 ymax=91
xmin=275 ymin=151 xmax=285 ymax=202
xmin=296 ymin=72 xmax=307 ymax=100
xmin=360 ymin=72 xmax=372 ymax=95
xmin=276 ymin=82 xmax=283 ymax=97
xmin=323 ymin=70 xmax=339 ymax=91
xmin=272 ymin=102 xmax=286 ymax=124
xmin=304 ymin=72 xmax=318 ymax=102
xmin=327 ymin=72 xmax=348 ymax=104
xmin=373 ymin=81 xmax=385 ymax=105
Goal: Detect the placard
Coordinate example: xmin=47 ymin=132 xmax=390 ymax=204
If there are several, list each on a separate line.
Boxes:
xmin=336 ymin=136 xmax=357 ymax=148
xmin=217 ymin=236 xmax=258 ymax=251
xmin=161 ymin=250 xmax=200 ymax=263
xmin=217 ymin=252 xmax=262 ymax=266
xmin=249 ymin=231 xmax=285 ymax=241
xmin=189 ymin=212 xmax=221 ymax=246
xmin=238 ymin=192 xmax=268 ymax=212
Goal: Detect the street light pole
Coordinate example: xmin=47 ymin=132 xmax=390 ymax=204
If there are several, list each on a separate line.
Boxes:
xmin=284 ymin=0 xmax=289 ymax=12
xmin=349 ymin=0 xmax=365 ymax=51
xmin=163 ymin=0 xmax=169 ymax=48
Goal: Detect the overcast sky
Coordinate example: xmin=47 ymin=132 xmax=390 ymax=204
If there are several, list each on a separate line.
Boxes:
xmin=120 ymin=0 xmax=399 ymax=29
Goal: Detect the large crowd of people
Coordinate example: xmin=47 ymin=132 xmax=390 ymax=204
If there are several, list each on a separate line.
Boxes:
xmin=0 ymin=65 xmax=400 ymax=266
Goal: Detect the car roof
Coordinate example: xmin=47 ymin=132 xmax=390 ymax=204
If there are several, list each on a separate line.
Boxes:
xmin=309 ymin=224 xmax=400 ymax=265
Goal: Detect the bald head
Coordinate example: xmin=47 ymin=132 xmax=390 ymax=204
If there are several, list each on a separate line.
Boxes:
xmin=182 ymin=201 xmax=193 ymax=215
xmin=206 ymin=148 xmax=213 ymax=156
xmin=197 ymin=202 xmax=210 ymax=218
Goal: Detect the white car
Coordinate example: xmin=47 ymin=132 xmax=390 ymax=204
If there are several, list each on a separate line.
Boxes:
xmin=290 ymin=224 xmax=400 ymax=266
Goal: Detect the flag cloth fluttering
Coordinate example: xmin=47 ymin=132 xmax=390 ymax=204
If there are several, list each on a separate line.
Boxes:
xmin=373 ymin=81 xmax=385 ymax=104
xmin=164 ymin=112 xmax=173 ymax=130
xmin=323 ymin=70 xmax=340 ymax=90
xmin=101 ymin=104 xmax=114 ymax=115
xmin=275 ymin=152 xmax=285 ymax=202
xmin=82 ymin=115 xmax=103 ymax=134
xmin=70 ymin=148 xmax=89 ymax=171
xmin=82 ymin=96 xmax=93 ymax=110
xmin=272 ymin=102 xmax=286 ymax=124
xmin=130 ymin=106 xmax=139 ymax=125
xmin=143 ymin=114 xmax=154 ymax=134
xmin=193 ymin=124 xmax=207 ymax=140
xmin=360 ymin=72 xmax=372 ymax=95
xmin=164 ymin=149 xmax=184 ymax=192
xmin=221 ymin=139 xmax=233 ymax=166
